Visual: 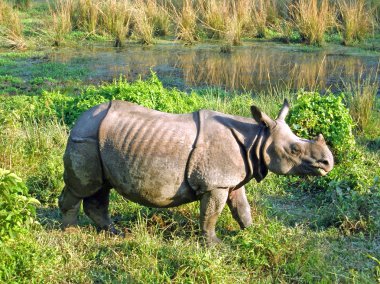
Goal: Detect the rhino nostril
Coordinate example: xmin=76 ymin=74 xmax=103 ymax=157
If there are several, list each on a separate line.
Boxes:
xmin=319 ymin=159 xmax=330 ymax=166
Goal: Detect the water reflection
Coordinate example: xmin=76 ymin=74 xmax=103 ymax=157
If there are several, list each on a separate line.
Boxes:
xmin=48 ymin=43 xmax=380 ymax=94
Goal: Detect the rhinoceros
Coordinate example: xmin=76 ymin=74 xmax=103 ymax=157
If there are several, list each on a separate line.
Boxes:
xmin=59 ymin=99 xmax=333 ymax=244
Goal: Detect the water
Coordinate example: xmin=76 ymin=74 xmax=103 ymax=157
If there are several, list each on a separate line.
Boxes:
xmin=28 ymin=42 xmax=380 ymax=95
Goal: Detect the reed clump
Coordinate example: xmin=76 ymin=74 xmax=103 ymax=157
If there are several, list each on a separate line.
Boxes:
xmin=49 ymin=0 xmax=74 ymax=46
xmin=200 ymin=0 xmax=228 ymax=39
xmin=291 ymin=0 xmax=335 ymax=46
xmin=74 ymin=0 xmax=100 ymax=34
xmin=338 ymin=0 xmax=374 ymax=46
xmin=131 ymin=0 xmax=154 ymax=45
xmin=0 ymin=0 xmax=26 ymax=49
xmin=344 ymin=68 xmax=379 ymax=132
xmin=145 ymin=0 xmax=171 ymax=36
xmin=173 ymin=0 xmax=198 ymax=44
xmin=249 ymin=0 xmax=279 ymax=38
xmin=100 ymin=0 xmax=131 ymax=47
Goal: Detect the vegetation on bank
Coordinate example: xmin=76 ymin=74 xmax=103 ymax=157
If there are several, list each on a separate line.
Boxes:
xmin=0 ymin=71 xmax=379 ymax=282
xmin=0 ymin=0 xmax=379 ymax=49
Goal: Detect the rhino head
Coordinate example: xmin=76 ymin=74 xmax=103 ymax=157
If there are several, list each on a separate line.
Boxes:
xmin=251 ymin=100 xmax=334 ymax=177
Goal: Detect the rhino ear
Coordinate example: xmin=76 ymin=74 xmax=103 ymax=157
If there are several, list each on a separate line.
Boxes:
xmin=276 ymin=99 xmax=289 ymax=121
xmin=315 ymin=134 xmax=326 ymax=145
xmin=250 ymin=105 xmax=276 ymax=129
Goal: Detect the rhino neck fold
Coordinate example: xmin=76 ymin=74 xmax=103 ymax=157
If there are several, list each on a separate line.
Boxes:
xmin=229 ymin=123 xmax=269 ymax=187
xmin=250 ymin=125 xmax=269 ymax=183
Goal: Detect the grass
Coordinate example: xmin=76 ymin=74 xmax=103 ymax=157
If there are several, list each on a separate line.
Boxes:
xmin=291 ymin=0 xmax=335 ymax=46
xmin=74 ymin=0 xmax=100 ymax=34
xmin=49 ymin=0 xmax=74 ymax=46
xmin=100 ymin=0 xmax=131 ymax=47
xmin=1 ymin=0 xmax=379 ymax=48
xmin=343 ymin=65 xmax=379 ymax=132
xmin=131 ymin=0 xmax=155 ymax=45
xmin=0 ymin=64 xmax=379 ymax=282
xmin=338 ymin=0 xmax=375 ymax=46
xmin=173 ymin=0 xmax=198 ymax=44
xmin=0 ymin=0 xmax=27 ymax=49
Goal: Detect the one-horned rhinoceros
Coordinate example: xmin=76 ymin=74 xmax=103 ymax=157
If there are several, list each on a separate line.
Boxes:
xmin=59 ymin=99 xmax=333 ymax=244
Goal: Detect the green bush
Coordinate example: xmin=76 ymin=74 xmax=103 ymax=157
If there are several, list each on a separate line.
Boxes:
xmin=287 ymin=92 xmax=355 ymax=155
xmin=0 ymin=169 xmax=39 ymax=241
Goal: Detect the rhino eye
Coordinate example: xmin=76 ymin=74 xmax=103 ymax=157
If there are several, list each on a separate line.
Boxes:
xmin=290 ymin=143 xmax=301 ymax=156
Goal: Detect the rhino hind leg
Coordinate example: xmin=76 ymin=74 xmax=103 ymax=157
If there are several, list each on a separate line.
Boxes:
xmin=82 ymin=186 xmax=122 ymax=235
xmin=227 ymin=186 xmax=252 ymax=229
xmin=58 ymin=186 xmax=82 ymax=228
xmin=199 ymin=188 xmax=229 ymax=245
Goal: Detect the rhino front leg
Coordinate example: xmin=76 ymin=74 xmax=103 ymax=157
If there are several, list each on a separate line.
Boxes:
xmin=227 ymin=186 xmax=252 ymax=229
xmin=83 ymin=187 xmax=122 ymax=236
xmin=199 ymin=188 xmax=229 ymax=245
xmin=59 ymin=186 xmax=82 ymax=228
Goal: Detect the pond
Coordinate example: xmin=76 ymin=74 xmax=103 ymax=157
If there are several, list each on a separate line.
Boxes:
xmin=9 ymin=42 xmax=380 ymax=95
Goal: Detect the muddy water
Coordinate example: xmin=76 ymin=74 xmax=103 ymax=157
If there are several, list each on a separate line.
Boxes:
xmin=48 ymin=42 xmax=380 ymax=94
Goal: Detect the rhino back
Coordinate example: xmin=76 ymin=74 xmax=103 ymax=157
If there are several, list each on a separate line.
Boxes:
xmin=98 ymin=101 xmax=198 ymax=207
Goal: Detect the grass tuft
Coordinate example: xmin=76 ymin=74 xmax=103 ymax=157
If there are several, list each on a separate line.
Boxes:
xmin=338 ymin=0 xmax=375 ymax=46
xmin=173 ymin=0 xmax=198 ymax=45
xmin=48 ymin=0 xmax=74 ymax=46
xmin=131 ymin=0 xmax=155 ymax=45
xmin=99 ymin=0 xmax=131 ymax=47
xmin=343 ymin=65 xmax=379 ymax=132
xmin=291 ymin=0 xmax=335 ymax=46
xmin=0 ymin=0 xmax=26 ymax=49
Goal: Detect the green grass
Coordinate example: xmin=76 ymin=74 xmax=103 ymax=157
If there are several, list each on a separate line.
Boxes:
xmin=0 ymin=70 xmax=379 ymax=282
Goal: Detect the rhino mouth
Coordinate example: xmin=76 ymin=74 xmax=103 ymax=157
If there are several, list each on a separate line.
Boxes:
xmin=317 ymin=168 xmax=328 ymax=176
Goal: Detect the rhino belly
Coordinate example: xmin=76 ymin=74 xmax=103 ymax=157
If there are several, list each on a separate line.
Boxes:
xmin=101 ymin=148 xmax=196 ymax=207
xmin=99 ymin=102 xmax=198 ymax=207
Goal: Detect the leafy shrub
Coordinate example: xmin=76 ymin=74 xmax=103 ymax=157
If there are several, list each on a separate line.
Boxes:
xmin=287 ymin=91 xmax=355 ymax=155
xmin=0 ymin=169 xmax=39 ymax=241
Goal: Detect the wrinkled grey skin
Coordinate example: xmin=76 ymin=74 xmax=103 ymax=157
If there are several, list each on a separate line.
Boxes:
xmin=59 ymin=100 xmax=333 ymax=244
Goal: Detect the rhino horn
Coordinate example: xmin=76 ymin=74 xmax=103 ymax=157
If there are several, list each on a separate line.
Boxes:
xmin=250 ymin=105 xmax=276 ymax=129
xmin=276 ymin=99 xmax=289 ymax=121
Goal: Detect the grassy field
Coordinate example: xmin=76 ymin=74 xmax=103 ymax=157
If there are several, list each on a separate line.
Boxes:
xmin=0 ymin=0 xmax=379 ymax=49
xmin=0 ymin=45 xmax=379 ymax=282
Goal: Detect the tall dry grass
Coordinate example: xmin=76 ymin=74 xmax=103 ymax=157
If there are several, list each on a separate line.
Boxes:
xmin=338 ymin=0 xmax=374 ymax=46
xmin=100 ymin=0 xmax=131 ymax=47
xmin=344 ymin=66 xmax=379 ymax=132
xmin=0 ymin=0 xmax=26 ymax=49
xmin=74 ymin=0 xmax=101 ymax=34
xmin=172 ymin=0 xmax=198 ymax=44
xmin=199 ymin=0 xmax=250 ymax=46
xmin=145 ymin=0 xmax=171 ymax=36
xmin=131 ymin=0 xmax=154 ymax=45
xmin=291 ymin=0 xmax=335 ymax=45
xmin=49 ymin=0 xmax=74 ymax=46
xmin=200 ymin=0 xmax=228 ymax=39
xmin=250 ymin=0 xmax=279 ymax=38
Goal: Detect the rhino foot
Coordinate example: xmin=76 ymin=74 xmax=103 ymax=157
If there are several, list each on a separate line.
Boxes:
xmin=201 ymin=234 xmax=222 ymax=247
xmin=59 ymin=186 xmax=82 ymax=229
